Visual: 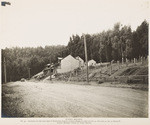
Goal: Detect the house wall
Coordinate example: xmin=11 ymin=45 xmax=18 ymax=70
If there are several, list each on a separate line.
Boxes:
xmin=77 ymin=57 xmax=84 ymax=68
xmin=57 ymin=55 xmax=80 ymax=73
xmin=79 ymin=58 xmax=84 ymax=67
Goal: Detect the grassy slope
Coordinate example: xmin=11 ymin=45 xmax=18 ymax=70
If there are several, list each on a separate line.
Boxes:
xmin=54 ymin=62 xmax=148 ymax=90
xmin=31 ymin=62 xmax=148 ymax=90
xmin=55 ymin=63 xmax=148 ymax=81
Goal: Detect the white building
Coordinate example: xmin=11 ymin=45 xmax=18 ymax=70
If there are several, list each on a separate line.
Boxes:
xmin=76 ymin=56 xmax=84 ymax=68
xmin=88 ymin=59 xmax=96 ymax=66
xmin=57 ymin=55 xmax=80 ymax=73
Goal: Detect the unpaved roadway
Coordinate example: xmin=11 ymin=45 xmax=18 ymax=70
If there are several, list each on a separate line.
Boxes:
xmin=2 ymin=81 xmax=148 ymax=117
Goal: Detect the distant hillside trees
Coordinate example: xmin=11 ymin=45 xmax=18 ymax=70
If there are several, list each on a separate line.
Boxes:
xmin=2 ymin=45 xmax=66 ymax=82
xmin=2 ymin=20 xmax=148 ymax=82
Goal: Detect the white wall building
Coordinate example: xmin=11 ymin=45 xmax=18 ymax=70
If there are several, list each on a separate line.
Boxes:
xmin=88 ymin=59 xmax=96 ymax=66
xmin=57 ymin=55 xmax=80 ymax=73
xmin=76 ymin=56 xmax=84 ymax=68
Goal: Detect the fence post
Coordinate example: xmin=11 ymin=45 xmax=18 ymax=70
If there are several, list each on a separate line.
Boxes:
xmin=76 ymin=70 xmax=78 ymax=76
xmin=134 ymin=58 xmax=136 ymax=64
xmin=135 ymin=58 xmax=137 ymax=64
xmin=122 ymin=57 xmax=124 ymax=65
xmin=126 ymin=58 xmax=128 ymax=67
xmin=100 ymin=68 xmax=102 ymax=78
xmin=68 ymin=72 xmax=72 ymax=81
xmin=117 ymin=61 xmax=120 ymax=69
xmin=141 ymin=56 xmax=143 ymax=65
xmin=110 ymin=61 xmax=112 ymax=75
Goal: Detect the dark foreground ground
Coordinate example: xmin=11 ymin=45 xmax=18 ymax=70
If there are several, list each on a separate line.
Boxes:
xmin=2 ymin=81 xmax=148 ymax=117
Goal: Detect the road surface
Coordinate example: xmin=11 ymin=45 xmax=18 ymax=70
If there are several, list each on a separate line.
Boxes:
xmin=2 ymin=81 xmax=148 ymax=117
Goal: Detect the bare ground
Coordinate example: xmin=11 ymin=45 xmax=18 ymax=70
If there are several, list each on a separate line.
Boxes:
xmin=2 ymin=81 xmax=148 ymax=117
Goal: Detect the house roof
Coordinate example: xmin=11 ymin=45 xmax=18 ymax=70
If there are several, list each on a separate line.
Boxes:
xmin=58 ymin=57 xmax=63 ymax=60
xmin=76 ymin=56 xmax=80 ymax=59
xmin=88 ymin=59 xmax=96 ymax=62
xmin=62 ymin=55 xmax=78 ymax=62
xmin=47 ymin=64 xmax=51 ymax=66
xmin=76 ymin=56 xmax=84 ymax=61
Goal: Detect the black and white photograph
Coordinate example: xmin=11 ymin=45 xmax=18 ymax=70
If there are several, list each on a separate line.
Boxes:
xmin=0 ymin=0 xmax=149 ymax=124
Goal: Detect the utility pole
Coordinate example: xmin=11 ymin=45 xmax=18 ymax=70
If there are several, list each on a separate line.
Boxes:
xmin=4 ymin=57 xmax=7 ymax=83
xmin=1 ymin=2 xmax=10 ymax=83
xmin=121 ymin=43 xmax=124 ymax=65
xmin=83 ymin=34 xmax=89 ymax=83
xmin=49 ymin=66 xmax=52 ymax=81
xmin=125 ymin=41 xmax=128 ymax=67
xmin=28 ymin=68 xmax=31 ymax=79
xmin=121 ymin=37 xmax=124 ymax=65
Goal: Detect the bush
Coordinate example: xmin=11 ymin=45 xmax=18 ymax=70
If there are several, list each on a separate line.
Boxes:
xmin=89 ymin=65 xmax=95 ymax=69
xmin=98 ymin=80 xmax=103 ymax=84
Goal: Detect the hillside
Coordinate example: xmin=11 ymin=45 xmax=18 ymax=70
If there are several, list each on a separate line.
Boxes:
xmin=32 ymin=60 xmax=148 ymax=88
xmin=55 ymin=64 xmax=147 ymax=83
xmin=2 ymin=21 xmax=148 ymax=83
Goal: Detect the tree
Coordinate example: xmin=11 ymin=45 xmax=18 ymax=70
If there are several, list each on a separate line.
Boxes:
xmin=2 ymin=20 xmax=148 ymax=83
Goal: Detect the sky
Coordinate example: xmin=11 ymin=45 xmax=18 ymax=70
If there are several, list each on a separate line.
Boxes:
xmin=0 ymin=0 xmax=149 ymax=48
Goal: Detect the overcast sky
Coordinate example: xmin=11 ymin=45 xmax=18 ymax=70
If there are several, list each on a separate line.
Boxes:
xmin=0 ymin=0 xmax=149 ymax=48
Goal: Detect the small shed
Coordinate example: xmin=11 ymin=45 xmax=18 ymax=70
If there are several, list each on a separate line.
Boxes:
xmin=58 ymin=57 xmax=63 ymax=63
xmin=88 ymin=59 xmax=96 ymax=66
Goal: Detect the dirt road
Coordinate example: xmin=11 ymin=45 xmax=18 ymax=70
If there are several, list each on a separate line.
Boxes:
xmin=2 ymin=81 xmax=148 ymax=117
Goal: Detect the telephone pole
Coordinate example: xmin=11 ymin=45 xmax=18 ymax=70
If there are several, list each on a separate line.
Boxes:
xmin=83 ymin=34 xmax=89 ymax=83
xmin=4 ymin=57 xmax=7 ymax=83
xmin=28 ymin=68 xmax=31 ymax=79
xmin=1 ymin=2 xmax=10 ymax=83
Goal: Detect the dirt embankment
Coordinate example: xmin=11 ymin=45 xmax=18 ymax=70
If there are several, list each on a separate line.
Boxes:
xmin=52 ymin=63 xmax=148 ymax=83
xmin=31 ymin=62 xmax=148 ymax=90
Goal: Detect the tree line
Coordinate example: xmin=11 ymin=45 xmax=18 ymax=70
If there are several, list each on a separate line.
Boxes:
xmin=67 ymin=20 xmax=148 ymax=62
xmin=2 ymin=20 xmax=148 ymax=82
xmin=2 ymin=45 xmax=66 ymax=82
